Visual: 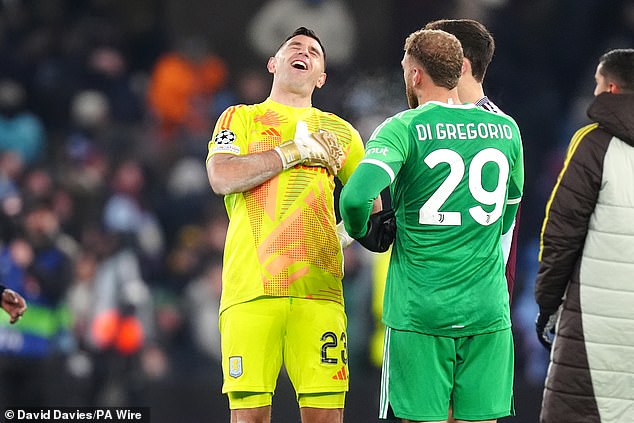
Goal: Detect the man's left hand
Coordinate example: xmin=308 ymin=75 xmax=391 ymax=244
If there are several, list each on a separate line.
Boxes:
xmin=355 ymin=209 xmax=396 ymax=253
xmin=535 ymin=308 xmax=558 ymax=350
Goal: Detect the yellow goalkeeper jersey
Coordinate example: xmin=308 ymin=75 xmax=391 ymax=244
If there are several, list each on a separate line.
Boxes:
xmin=207 ymin=98 xmax=365 ymax=313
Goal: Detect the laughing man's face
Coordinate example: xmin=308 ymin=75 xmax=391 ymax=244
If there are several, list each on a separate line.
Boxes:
xmin=269 ymin=35 xmax=327 ymax=93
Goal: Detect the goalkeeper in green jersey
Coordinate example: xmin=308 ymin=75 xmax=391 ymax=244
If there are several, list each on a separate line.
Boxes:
xmin=340 ymin=29 xmax=523 ymax=422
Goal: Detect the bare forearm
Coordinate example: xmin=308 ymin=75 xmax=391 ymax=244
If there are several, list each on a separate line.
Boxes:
xmin=207 ymin=151 xmax=283 ymax=195
xmin=371 ymin=196 xmax=383 ymax=214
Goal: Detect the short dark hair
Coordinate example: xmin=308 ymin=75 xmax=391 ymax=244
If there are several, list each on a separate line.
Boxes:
xmin=280 ymin=27 xmax=326 ymax=62
xmin=424 ymin=19 xmax=495 ymax=82
xmin=599 ymin=49 xmax=634 ymax=92
xmin=404 ymin=29 xmax=463 ymax=89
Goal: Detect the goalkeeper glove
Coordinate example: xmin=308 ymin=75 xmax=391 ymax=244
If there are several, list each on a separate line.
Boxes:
xmin=336 ymin=221 xmax=355 ymax=249
xmin=535 ymin=308 xmax=559 ymax=350
xmin=274 ymin=121 xmax=343 ymax=175
xmin=355 ymin=209 xmax=396 ymax=253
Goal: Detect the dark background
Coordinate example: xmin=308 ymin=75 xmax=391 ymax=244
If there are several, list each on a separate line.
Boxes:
xmin=0 ymin=0 xmax=632 ymax=421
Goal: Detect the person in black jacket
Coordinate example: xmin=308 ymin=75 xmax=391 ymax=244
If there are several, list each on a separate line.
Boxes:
xmin=535 ymin=48 xmax=634 ymax=423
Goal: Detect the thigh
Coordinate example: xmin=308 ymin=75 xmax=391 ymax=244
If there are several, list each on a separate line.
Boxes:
xmin=380 ymin=327 xmax=454 ymax=421
xmin=452 ymin=328 xmax=515 ymax=420
xmin=219 ymin=298 xmax=287 ymax=398
xmin=285 ymin=298 xmax=349 ymax=399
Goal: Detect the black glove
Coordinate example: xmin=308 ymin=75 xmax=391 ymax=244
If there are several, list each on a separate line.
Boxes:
xmin=535 ymin=308 xmax=558 ymax=351
xmin=355 ymin=209 xmax=396 ymax=253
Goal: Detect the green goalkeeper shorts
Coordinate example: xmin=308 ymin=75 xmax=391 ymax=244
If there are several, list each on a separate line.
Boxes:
xmin=379 ymin=327 xmax=515 ymax=421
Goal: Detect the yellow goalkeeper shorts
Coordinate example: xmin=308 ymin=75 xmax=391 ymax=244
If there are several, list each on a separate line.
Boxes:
xmin=219 ymin=296 xmax=349 ymax=408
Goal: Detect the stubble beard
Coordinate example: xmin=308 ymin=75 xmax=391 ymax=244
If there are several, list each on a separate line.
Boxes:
xmin=406 ymin=84 xmax=418 ymax=109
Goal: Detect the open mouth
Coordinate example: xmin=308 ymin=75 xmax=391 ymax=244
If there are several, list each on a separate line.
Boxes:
xmin=291 ymin=60 xmax=307 ymax=70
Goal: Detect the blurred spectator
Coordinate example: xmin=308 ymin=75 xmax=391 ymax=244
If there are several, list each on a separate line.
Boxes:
xmin=0 ymin=198 xmax=74 ymax=406
xmin=146 ymin=36 xmax=228 ymax=143
xmin=341 ymin=244 xmax=374 ymax=371
xmin=21 ymin=166 xmax=55 ymax=201
xmin=0 ymin=152 xmax=25 ymax=243
xmin=0 ymin=78 xmax=45 ymax=165
xmin=83 ymin=45 xmax=144 ymax=124
xmin=157 ymin=156 xmax=211 ymax=247
xmin=209 ymin=68 xmax=270 ymax=121
xmin=66 ymin=250 xmax=99 ymax=350
xmin=64 ymin=248 xmax=100 ymax=403
xmin=247 ymin=0 xmax=357 ymax=70
xmin=184 ymin=258 xmax=222 ymax=362
xmin=103 ymin=158 xmax=165 ymax=267
xmin=66 ymin=88 xmax=141 ymax=162
xmin=59 ymin=90 xmax=113 ymax=236
xmin=163 ymin=224 xmax=205 ymax=292
xmin=86 ymin=229 xmax=166 ymax=406
xmin=199 ymin=211 xmax=228 ymax=261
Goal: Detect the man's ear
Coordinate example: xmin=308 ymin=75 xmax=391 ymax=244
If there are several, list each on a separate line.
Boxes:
xmin=461 ymin=58 xmax=471 ymax=77
xmin=267 ymin=57 xmax=276 ymax=74
xmin=315 ymin=72 xmax=327 ymax=89
xmin=411 ymin=67 xmax=423 ymax=86
xmin=608 ymin=82 xmax=620 ymax=94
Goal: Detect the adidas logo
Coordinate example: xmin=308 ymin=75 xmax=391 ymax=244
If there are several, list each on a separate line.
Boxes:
xmin=331 ymin=366 xmax=348 ymax=381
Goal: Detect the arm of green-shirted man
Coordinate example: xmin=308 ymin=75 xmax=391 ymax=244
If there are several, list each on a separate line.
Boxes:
xmin=502 ymin=203 xmax=519 ymax=235
xmin=501 ymin=138 xmax=524 ymax=255
xmin=339 ymin=163 xmax=392 ymax=238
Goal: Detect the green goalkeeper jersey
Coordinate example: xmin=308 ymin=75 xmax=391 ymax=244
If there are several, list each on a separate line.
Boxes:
xmin=344 ymin=101 xmax=524 ymax=337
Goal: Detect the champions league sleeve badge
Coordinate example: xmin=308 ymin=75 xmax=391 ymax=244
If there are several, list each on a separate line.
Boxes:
xmin=212 ymin=129 xmax=240 ymax=154
xmin=215 ymin=129 xmax=236 ymax=144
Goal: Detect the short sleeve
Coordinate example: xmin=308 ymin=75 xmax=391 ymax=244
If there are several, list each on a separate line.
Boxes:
xmin=206 ymin=105 xmax=247 ymax=163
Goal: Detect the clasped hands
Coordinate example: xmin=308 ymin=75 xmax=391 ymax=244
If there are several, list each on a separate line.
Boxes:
xmin=275 ymin=121 xmax=344 ymax=175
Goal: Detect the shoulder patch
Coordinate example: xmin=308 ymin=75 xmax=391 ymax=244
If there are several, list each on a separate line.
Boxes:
xmin=215 ymin=129 xmax=236 ymax=145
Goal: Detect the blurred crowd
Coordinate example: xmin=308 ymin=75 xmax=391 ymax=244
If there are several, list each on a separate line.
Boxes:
xmin=0 ymin=0 xmax=235 ymax=410
xmin=0 ymin=0 xmax=632 ymax=421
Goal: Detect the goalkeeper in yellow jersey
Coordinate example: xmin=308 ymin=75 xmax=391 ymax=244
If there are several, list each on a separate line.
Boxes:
xmin=206 ymin=27 xmax=381 ymax=423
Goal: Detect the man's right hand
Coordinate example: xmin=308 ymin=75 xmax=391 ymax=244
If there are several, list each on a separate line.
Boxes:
xmin=1 ymin=288 xmax=27 ymax=324
xmin=355 ymin=209 xmax=396 ymax=253
xmin=275 ymin=121 xmax=344 ymax=175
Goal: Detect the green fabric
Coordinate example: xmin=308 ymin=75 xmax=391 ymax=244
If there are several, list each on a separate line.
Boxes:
xmin=0 ymin=303 xmax=71 ymax=337
xmin=339 ymin=163 xmax=391 ymax=238
xmin=382 ymin=327 xmax=515 ymax=420
xmin=503 ymin=202 xmax=520 ymax=234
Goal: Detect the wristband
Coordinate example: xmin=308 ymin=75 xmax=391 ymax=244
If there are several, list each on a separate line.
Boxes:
xmin=274 ymin=141 xmax=303 ymax=169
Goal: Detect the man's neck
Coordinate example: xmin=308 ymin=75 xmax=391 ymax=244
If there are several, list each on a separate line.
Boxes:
xmin=269 ymin=85 xmax=313 ymax=108
xmin=457 ymin=80 xmax=486 ymax=104
xmin=417 ymin=86 xmax=461 ymax=106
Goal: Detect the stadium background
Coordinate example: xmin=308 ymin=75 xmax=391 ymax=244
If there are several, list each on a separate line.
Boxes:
xmin=0 ymin=0 xmax=632 ymax=421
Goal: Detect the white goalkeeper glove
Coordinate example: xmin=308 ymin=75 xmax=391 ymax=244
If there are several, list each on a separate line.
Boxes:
xmin=274 ymin=121 xmax=344 ymax=175
xmin=336 ymin=221 xmax=355 ymax=249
